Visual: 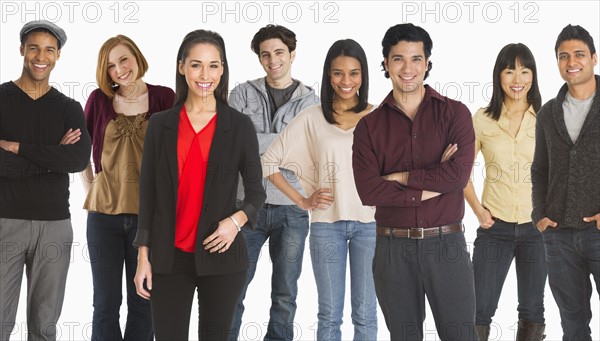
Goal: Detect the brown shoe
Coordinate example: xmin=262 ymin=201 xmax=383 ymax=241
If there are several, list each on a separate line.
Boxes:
xmin=516 ymin=319 xmax=546 ymax=341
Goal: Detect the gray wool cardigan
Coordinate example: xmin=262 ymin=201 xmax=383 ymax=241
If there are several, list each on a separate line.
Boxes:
xmin=532 ymin=75 xmax=600 ymax=229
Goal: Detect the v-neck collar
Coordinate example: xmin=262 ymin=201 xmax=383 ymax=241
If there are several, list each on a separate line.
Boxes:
xmin=11 ymin=81 xmax=54 ymax=101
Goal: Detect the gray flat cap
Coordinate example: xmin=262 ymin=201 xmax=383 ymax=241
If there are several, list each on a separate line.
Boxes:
xmin=20 ymin=20 xmax=67 ymax=49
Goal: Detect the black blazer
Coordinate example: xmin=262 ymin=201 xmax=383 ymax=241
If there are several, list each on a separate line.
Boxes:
xmin=134 ymin=101 xmax=266 ymax=276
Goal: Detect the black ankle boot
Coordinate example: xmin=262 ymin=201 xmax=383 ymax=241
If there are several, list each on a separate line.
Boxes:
xmin=516 ymin=319 xmax=545 ymax=341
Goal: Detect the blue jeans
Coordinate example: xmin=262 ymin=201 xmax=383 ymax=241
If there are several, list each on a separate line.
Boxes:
xmin=87 ymin=212 xmax=153 ymax=341
xmin=542 ymin=226 xmax=600 ymax=341
xmin=230 ymin=204 xmax=309 ymax=341
xmin=473 ymin=220 xmax=547 ymax=326
xmin=309 ymin=221 xmax=377 ymax=341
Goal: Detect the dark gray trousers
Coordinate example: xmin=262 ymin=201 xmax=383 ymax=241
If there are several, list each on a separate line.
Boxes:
xmin=373 ymin=231 xmax=479 ymax=341
xmin=0 ymin=218 xmax=73 ymax=341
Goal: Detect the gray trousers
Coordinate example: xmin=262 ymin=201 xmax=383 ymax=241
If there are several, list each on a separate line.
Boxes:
xmin=0 ymin=218 xmax=73 ymax=341
xmin=373 ymin=231 xmax=478 ymax=341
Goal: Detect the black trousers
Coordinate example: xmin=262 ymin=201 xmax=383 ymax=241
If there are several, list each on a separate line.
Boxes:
xmin=373 ymin=231 xmax=478 ymax=341
xmin=151 ymin=249 xmax=246 ymax=341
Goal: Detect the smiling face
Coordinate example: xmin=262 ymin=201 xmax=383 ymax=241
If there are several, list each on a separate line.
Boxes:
xmin=500 ymin=60 xmax=533 ymax=104
xmin=258 ymin=38 xmax=296 ymax=87
xmin=557 ymin=39 xmax=598 ymax=91
xmin=107 ymin=44 xmax=139 ymax=87
xmin=178 ymin=43 xmax=224 ymax=100
xmin=383 ymin=41 xmax=428 ymax=96
xmin=330 ymin=56 xmax=362 ymax=102
xmin=20 ymin=31 xmax=60 ymax=85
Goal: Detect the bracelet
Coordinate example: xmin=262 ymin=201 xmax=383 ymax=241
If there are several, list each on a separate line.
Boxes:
xmin=229 ymin=215 xmax=242 ymax=232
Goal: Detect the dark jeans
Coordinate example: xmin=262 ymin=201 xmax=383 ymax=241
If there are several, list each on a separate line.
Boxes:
xmin=373 ymin=231 xmax=478 ymax=341
xmin=542 ymin=226 xmax=600 ymax=341
xmin=473 ymin=220 xmax=547 ymax=326
xmin=230 ymin=204 xmax=309 ymax=341
xmin=151 ymin=249 xmax=246 ymax=341
xmin=87 ymin=212 xmax=153 ymax=341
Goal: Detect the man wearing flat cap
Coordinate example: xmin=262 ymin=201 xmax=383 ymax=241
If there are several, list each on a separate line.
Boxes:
xmin=0 ymin=20 xmax=91 ymax=340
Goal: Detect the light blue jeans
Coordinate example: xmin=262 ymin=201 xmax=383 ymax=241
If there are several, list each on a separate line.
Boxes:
xmin=230 ymin=204 xmax=309 ymax=341
xmin=309 ymin=220 xmax=377 ymax=341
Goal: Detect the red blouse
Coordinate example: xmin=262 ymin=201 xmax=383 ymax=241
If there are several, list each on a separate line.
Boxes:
xmin=175 ymin=105 xmax=217 ymax=252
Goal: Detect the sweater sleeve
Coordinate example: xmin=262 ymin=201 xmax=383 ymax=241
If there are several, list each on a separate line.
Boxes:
xmin=84 ymin=89 xmax=100 ymax=173
xmin=159 ymin=87 xmax=176 ymax=110
xmin=18 ymin=100 xmax=92 ymax=173
xmin=531 ymin=106 xmax=550 ymax=224
xmin=0 ymin=84 xmax=49 ymax=178
xmin=84 ymin=90 xmax=97 ymax=147
xmin=262 ymin=109 xmax=314 ymax=186
xmin=0 ymin=149 xmax=48 ymax=178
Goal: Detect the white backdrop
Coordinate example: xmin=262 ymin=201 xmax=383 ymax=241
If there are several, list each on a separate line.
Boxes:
xmin=1 ymin=1 xmax=599 ymax=340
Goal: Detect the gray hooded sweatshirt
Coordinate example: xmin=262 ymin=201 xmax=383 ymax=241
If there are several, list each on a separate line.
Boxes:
xmin=229 ymin=77 xmax=320 ymax=205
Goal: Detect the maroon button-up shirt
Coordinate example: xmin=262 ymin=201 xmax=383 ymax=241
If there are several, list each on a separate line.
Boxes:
xmin=352 ymin=86 xmax=475 ymax=228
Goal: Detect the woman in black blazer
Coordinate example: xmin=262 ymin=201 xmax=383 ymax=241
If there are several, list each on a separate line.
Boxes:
xmin=133 ymin=29 xmax=266 ymax=340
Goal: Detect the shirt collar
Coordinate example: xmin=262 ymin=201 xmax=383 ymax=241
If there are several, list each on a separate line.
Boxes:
xmin=380 ymin=85 xmax=447 ymax=111
xmin=500 ymin=103 xmax=537 ymax=118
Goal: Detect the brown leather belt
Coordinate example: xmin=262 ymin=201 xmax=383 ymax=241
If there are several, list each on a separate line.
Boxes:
xmin=376 ymin=223 xmax=463 ymax=239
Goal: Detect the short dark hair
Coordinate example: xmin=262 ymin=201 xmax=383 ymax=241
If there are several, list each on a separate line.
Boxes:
xmin=380 ymin=23 xmax=433 ymax=79
xmin=250 ymin=24 xmax=296 ymax=55
xmin=174 ymin=29 xmax=229 ymax=105
xmin=485 ymin=43 xmax=542 ymax=121
xmin=321 ymin=39 xmax=369 ymax=125
xmin=555 ymin=24 xmax=596 ymax=57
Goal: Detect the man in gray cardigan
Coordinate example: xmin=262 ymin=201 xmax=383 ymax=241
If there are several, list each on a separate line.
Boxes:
xmin=532 ymin=24 xmax=599 ymax=341
xmin=228 ymin=24 xmax=319 ymax=341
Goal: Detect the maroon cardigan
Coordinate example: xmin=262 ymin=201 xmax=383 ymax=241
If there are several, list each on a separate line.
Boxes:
xmin=84 ymin=84 xmax=175 ymax=173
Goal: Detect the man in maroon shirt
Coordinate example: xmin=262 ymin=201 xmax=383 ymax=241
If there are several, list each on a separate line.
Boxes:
xmin=352 ymin=23 xmax=477 ymax=340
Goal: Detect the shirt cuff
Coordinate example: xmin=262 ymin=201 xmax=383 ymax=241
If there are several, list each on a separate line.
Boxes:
xmin=404 ymin=188 xmax=423 ymax=207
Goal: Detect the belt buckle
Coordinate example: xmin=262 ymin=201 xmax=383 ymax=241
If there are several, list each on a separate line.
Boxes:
xmin=409 ymin=228 xmax=424 ymax=239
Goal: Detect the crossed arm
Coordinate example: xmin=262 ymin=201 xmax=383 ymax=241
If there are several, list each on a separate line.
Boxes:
xmin=352 ymin=111 xmax=474 ymax=207
xmin=382 ymin=143 xmax=459 ymax=200
xmin=0 ymin=128 xmax=85 ymax=178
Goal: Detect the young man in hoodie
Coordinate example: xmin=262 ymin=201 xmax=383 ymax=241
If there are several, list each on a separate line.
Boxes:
xmin=228 ymin=24 xmax=319 ymax=341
